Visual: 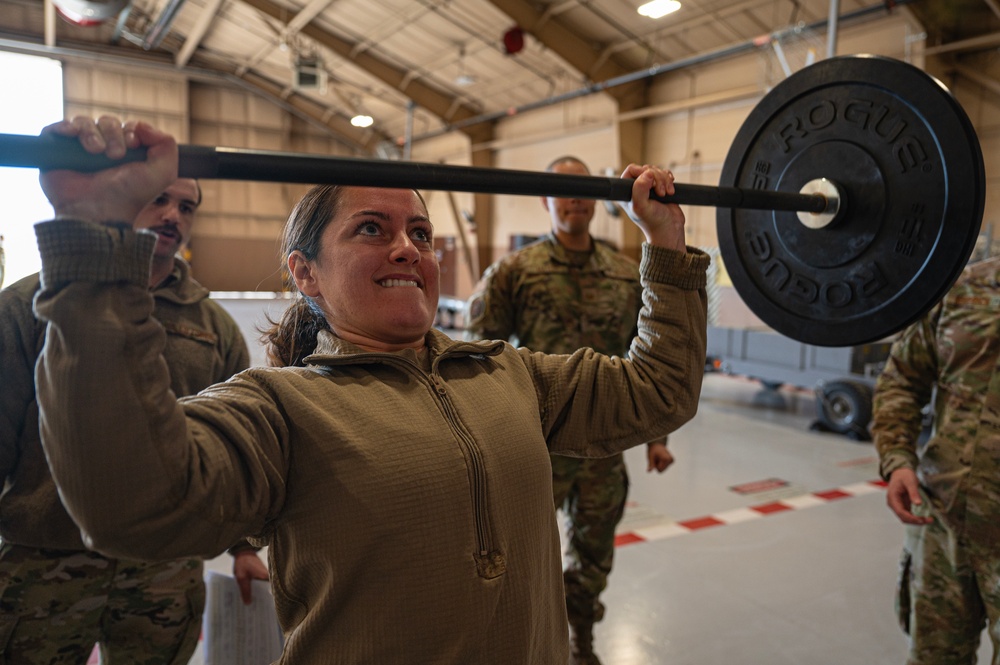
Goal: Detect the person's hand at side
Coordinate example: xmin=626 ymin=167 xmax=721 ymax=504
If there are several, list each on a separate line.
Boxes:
xmin=646 ymin=441 xmax=674 ymax=473
xmin=886 ymin=467 xmax=933 ymax=525
xmin=233 ymin=550 xmax=270 ymax=605
xmin=39 ymin=115 xmax=177 ymax=224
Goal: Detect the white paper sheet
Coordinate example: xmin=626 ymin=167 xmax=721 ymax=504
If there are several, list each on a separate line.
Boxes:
xmin=202 ymin=570 xmax=284 ymax=665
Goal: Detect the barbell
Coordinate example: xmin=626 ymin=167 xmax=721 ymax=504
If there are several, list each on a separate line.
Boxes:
xmin=0 ymin=55 xmax=985 ymax=348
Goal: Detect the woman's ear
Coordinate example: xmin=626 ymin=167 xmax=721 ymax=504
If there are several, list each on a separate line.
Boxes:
xmin=288 ymin=251 xmax=320 ymax=298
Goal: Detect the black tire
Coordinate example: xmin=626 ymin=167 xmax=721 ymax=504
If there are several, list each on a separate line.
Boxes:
xmin=816 ymin=380 xmax=873 ymax=436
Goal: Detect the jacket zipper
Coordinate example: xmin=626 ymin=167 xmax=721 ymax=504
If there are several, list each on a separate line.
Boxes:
xmin=327 ymin=353 xmax=494 ymax=558
xmin=428 ymin=372 xmax=492 ymax=557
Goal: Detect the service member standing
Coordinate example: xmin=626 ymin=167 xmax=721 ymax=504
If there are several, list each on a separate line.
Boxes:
xmin=872 ymin=254 xmax=1000 ymax=664
xmin=465 ymin=156 xmax=674 ymax=665
xmin=0 ymin=167 xmax=265 ymax=663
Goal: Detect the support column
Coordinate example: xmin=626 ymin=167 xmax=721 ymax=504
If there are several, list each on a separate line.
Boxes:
xmin=468 ymin=123 xmax=497 ymax=279
xmin=615 ymin=81 xmax=649 ymax=263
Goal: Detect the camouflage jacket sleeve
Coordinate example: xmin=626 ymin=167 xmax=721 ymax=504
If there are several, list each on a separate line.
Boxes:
xmin=871 ymin=306 xmax=940 ymax=480
xmin=464 ymin=259 xmax=516 ymax=342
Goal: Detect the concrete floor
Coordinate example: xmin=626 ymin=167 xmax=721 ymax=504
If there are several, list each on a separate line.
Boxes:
xmin=597 ymin=374 xmax=904 ymax=665
xmin=177 ymin=303 xmax=992 ymax=664
xmin=593 ymin=374 xmax=991 ymax=665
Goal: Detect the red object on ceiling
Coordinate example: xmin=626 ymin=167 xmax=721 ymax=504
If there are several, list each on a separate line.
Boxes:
xmin=503 ymin=26 xmax=524 ymax=55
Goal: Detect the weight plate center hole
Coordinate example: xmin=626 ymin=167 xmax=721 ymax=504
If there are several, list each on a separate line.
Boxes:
xmin=775 ymin=140 xmax=885 ymax=269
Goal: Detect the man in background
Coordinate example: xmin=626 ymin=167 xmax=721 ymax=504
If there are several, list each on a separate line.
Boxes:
xmin=466 ymin=155 xmax=675 ymax=665
xmin=872 ymin=253 xmax=1000 ymax=664
xmin=0 ymin=168 xmax=267 ymax=664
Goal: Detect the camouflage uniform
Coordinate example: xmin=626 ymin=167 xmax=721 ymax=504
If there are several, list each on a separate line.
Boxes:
xmin=872 ymin=255 xmax=1000 ymax=665
xmin=466 ymin=234 xmax=662 ymax=632
xmin=0 ymin=261 xmax=249 ymax=665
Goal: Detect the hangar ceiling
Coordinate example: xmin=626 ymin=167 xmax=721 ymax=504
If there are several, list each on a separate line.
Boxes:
xmin=1 ymin=0 xmax=999 ymax=154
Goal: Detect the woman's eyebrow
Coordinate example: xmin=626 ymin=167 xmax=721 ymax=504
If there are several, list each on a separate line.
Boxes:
xmin=349 ymin=210 xmax=431 ymax=224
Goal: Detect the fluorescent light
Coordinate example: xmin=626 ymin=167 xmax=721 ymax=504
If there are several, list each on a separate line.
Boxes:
xmin=638 ymin=0 xmax=681 ymax=19
xmin=351 ymin=114 xmax=374 ymax=128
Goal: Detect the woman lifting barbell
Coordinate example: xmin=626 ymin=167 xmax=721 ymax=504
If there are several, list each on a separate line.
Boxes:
xmin=30 ymin=115 xmax=707 ymax=665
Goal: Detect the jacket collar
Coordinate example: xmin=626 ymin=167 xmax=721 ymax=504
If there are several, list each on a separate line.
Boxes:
xmin=542 ymin=233 xmax=633 ymax=275
xmin=304 ymin=328 xmax=505 ymax=370
xmin=152 ymin=258 xmax=209 ymax=306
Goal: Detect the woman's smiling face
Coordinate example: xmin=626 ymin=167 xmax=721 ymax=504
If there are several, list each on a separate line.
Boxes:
xmin=289 ymin=186 xmax=440 ymax=351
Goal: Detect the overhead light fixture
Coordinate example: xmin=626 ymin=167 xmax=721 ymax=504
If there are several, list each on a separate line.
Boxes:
xmin=351 ymin=114 xmax=374 ymax=128
xmin=455 ymin=44 xmax=476 ymax=86
xmin=637 ymin=0 xmax=681 ymax=19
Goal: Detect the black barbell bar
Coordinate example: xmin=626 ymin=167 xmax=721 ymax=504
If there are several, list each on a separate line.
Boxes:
xmin=0 ymin=132 xmax=832 ymax=216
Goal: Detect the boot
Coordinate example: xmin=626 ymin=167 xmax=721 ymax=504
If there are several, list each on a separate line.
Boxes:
xmin=568 ymin=623 xmax=602 ymax=665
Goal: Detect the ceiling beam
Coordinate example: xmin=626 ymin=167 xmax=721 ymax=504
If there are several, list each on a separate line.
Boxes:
xmin=176 ymin=0 xmax=226 ymax=67
xmin=235 ymin=67 xmax=385 ymax=152
xmin=983 ymin=0 xmax=1000 ymax=21
xmin=923 ymin=30 xmax=1000 ymax=55
xmin=238 ymin=0 xmax=490 ymax=135
xmin=952 ymin=63 xmax=1000 ymax=97
xmin=483 ymin=0 xmax=633 ymax=84
xmin=0 ymin=30 xmax=376 ymax=151
xmin=285 ymin=0 xmax=337 ymax=35
xmin=482 ymin=0 xmax=649 ymax=182
xmin=233 ymin=0 xmax=335 ymax=77
xmin=483 ymin=0 xmax=648 ymax=262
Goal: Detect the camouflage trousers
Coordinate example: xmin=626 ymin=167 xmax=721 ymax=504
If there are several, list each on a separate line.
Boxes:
xmin=551 ymin=452 xmax=628 ymax=627
xmin=897 ymin=499 xmax=1000 ymax=665
xmin=0 ymin=542 xmax=205 ymax=665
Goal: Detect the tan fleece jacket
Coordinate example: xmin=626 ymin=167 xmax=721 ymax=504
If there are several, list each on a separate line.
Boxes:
xmin=32 ymin=219 xmax=708 ymax=665
xmin=0 ymin=261 xmax=249 ymax=550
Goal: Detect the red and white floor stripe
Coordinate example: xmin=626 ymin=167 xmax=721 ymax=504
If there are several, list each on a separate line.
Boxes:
xmin=615 ymin=479 xmax=888 ymax=547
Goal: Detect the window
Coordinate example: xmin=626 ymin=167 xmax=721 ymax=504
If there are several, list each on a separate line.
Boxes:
xmin=0 ymin=52 xmax=63 ymax=288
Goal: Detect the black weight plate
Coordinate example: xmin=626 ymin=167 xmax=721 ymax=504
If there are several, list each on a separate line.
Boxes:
xmin=717 ymin=55 xmax=984 ymax=347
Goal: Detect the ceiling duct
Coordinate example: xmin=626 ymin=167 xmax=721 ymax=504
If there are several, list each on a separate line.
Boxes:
xmin=53 ymin=0 xmax=130 ymax=26
xmin=142 ymin=0 xmax=186 ymax=49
